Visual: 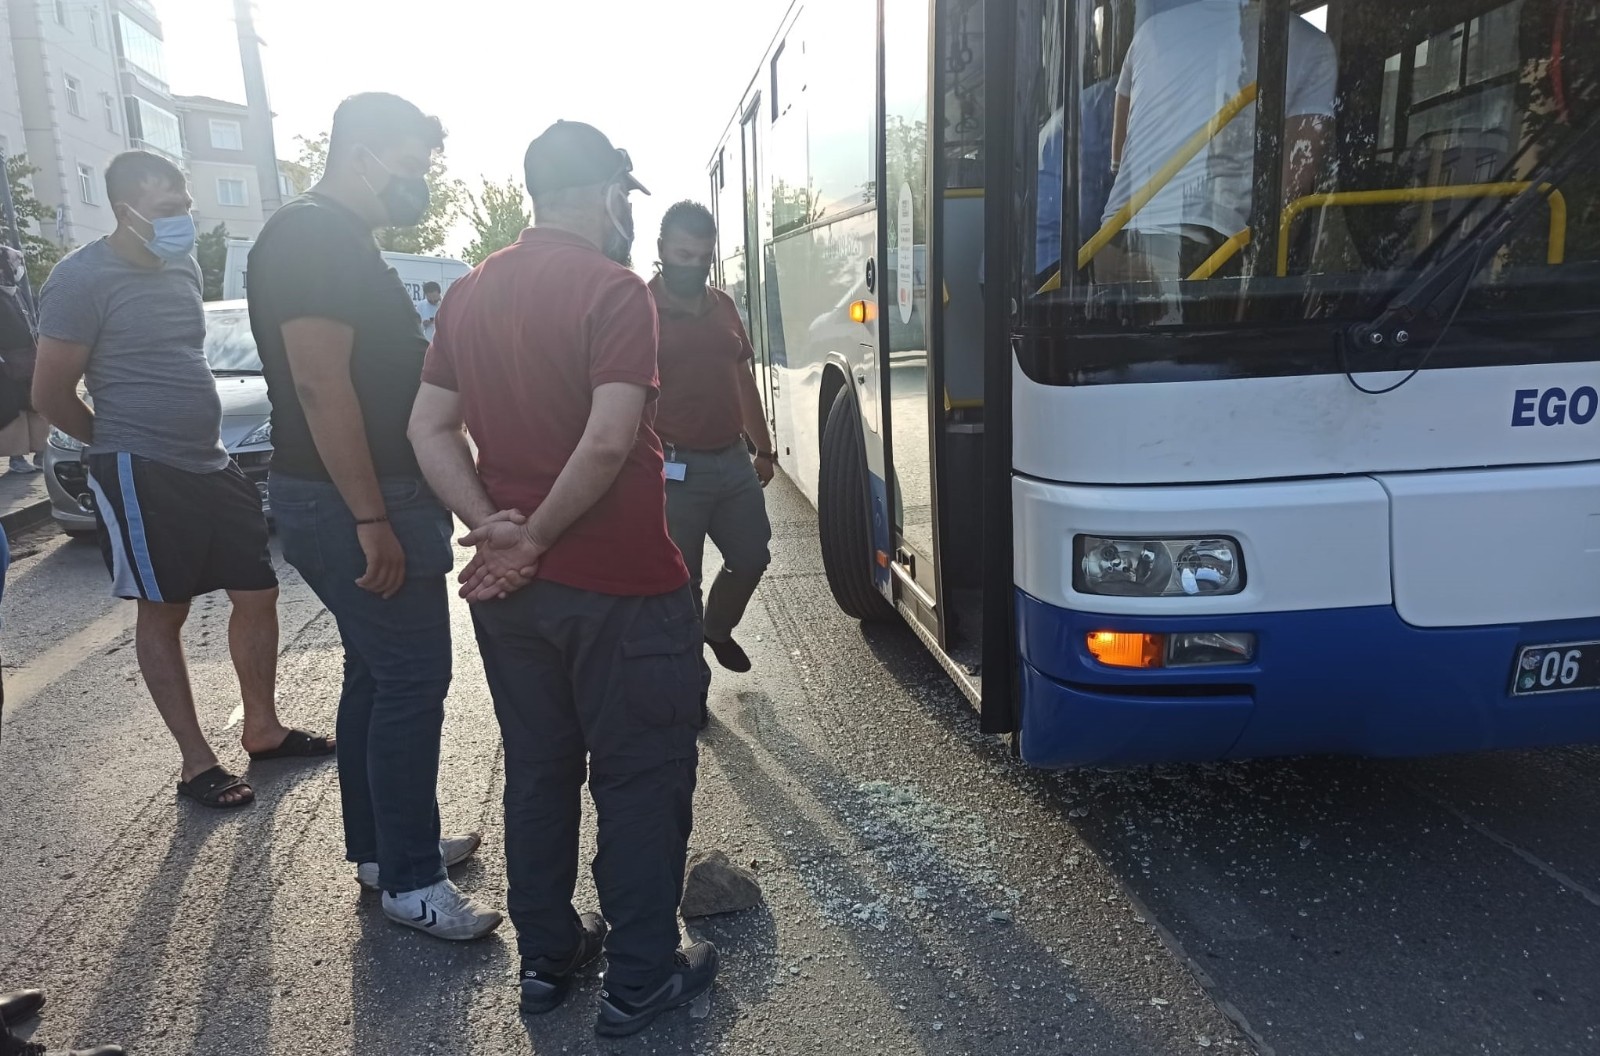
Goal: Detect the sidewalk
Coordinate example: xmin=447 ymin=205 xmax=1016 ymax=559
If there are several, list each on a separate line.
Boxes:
xmin=0 ymin=464 xmax=50 ymax=535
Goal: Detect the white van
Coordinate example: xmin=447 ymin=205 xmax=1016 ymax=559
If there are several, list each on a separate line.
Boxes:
xmin=221 ymin=239 xmax=470 ymax=307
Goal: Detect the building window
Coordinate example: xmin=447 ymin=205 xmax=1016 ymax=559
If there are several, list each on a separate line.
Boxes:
xmin=209 ymin=119 xmax=243 ymax=151
xmin=217 ymin=178 xmax=249 ymax=207
xmin=278 ymin=169 xmax=294 ymax=197
xmin=114 ymin=14 xmax=169 ymax=85
xmin=64 ymin=75 xmax=83 ymax=117
xmin=89 ymin=8 xmax=102 ymax=47
xmin=54 ymin=1 xmax=67 ymax=27
xmin=101 ymin=92 xmax=116 ymax=132
xmin=78 ymin=163 xmax=96 ymax=205
xmin=125 ymin=96 xmax=184 ymax=161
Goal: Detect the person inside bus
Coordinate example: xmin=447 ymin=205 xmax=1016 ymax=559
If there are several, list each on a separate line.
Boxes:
xmin=1035 ymin=25 xmax=1125 ymax=282
xmin=1095 ymin=0 xmax=1337 ymax=290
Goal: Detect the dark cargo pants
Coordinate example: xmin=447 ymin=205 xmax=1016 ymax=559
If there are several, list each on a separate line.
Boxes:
xmin=664 ymin=441 xmax=773 ymax=641
xmin=470 ymin=580 xmax=706 ymax=993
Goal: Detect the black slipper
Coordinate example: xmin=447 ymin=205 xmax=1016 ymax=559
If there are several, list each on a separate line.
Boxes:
xmin=177 ymin=766 xmax=255 ymax=809
xmin=247 ymin=728 xmax=336 ymax=762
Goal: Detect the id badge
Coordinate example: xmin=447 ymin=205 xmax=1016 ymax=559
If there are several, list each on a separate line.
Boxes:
xmin=664 ymin=446 xmax=687 ymax=482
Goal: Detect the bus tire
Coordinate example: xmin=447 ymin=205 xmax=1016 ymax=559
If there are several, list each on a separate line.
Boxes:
xmin=819 ymin=387 xmax=896 ymax=623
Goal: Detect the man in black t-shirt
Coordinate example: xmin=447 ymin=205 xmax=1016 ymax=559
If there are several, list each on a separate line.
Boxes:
xmin=247 ymin=93 xmax=501 ymax=942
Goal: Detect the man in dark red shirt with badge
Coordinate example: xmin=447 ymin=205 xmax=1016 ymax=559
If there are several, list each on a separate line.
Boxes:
xmin=408 ymin=121 xmax=716 ymax=1037
xmin=649 ymin=202 xmax=776 ymax=674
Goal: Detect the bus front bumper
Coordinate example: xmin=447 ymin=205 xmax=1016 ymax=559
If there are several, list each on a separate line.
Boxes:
xmin=1016 ymin=591 xmax=1600 ymax=769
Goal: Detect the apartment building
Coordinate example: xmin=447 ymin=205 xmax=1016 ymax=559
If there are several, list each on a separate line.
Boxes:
xmin=6 ymin=0 xmax=140 ymax=244
xmin=176 ymin=93 xmax=295 ymax=240
xmin=3 ymin=0 xmax=291 ymax=254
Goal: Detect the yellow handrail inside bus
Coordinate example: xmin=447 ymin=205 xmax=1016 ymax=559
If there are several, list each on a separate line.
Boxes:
xmin=1188 ymin=227 xmax=1253 ymax=280
xmin=1275 ymin=182 xmax=1569 ymax=276
xmin=1038 ymin=82 xmax=1260 ymax=293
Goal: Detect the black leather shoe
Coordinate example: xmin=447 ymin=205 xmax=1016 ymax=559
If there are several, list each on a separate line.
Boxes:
xmin=0 ymin=991 xmax=44 ymax=1026
xmin=705 ymin=637 xmax=751 ymax=673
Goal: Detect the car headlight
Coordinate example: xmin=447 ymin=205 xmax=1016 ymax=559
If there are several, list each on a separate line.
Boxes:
xmin=48 ymin=427 xmax=85 ymax=452
xmin=238 ymin=421 xmax=272 ymax=447
xmin=1075 ymin=536 xmax=1244 ymax=597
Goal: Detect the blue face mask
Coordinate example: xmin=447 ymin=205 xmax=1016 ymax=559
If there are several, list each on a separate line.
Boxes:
xmin=129 ymin=208 xmax=197 ymax=262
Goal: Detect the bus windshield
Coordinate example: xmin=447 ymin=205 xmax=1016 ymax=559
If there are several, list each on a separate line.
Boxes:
xmin=1015 ymin=0 xmax=1600 ymax=383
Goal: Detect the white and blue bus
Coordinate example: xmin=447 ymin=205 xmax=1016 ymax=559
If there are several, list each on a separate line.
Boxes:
xmin=708 ymin=0 xmax=1600 ymax=767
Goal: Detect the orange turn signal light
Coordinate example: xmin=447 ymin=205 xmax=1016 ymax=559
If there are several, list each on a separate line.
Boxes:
xmin=1086 ymin=631 xmax=1166 ymax=669
xmin=849 ymin=299 xmax=876 ymax=324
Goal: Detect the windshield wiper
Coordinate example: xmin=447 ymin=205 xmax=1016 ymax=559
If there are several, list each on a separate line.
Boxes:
xmin=1349 ymin=115 xmax=1600 ymax=354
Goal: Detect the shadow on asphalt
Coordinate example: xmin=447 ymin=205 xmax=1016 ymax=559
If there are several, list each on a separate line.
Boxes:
xmin=701 ymin=689 xmax=1201 ymax=1055
xmin=74 ymin=756 xmax=334 ymax=1051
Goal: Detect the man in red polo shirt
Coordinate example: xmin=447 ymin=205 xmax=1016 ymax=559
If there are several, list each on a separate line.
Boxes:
xmin=408 ymin=120 xmax=716 ymax=1038
xmin=649 ymin=201 xmax=775 ymax=674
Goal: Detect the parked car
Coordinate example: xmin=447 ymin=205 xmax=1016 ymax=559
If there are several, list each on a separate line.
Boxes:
xmin=42 ymin=299 xmax=273 ymax=537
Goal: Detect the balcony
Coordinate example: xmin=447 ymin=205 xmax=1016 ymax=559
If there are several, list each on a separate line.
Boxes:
xmin=128 ymin=139 xmax=185 ymax=167
xmin=119 ymin=60 xmax=170 ymax=96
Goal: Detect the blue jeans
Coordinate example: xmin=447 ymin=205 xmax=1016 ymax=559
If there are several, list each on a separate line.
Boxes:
xmin=270 ymin=472 xmax=454 ymax=894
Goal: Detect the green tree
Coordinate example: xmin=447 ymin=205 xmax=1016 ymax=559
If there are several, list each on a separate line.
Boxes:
xmin=4 ymin=153 xmax=68 ymax=287
xmin=293 ymin=132 xmax=464 ymax=254
xmin=462 ymin=177 xmax=530 ymax=264
xmin=196 ymin=222 xmax=229 ymax=301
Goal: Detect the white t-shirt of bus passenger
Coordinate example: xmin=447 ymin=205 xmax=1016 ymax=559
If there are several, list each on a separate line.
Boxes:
xmin=1102 ymin=0 xmax=1337 ymax=242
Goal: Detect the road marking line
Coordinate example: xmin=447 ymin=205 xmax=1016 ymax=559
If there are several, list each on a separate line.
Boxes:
xmin=0 ymin=605 xmax=136 ymax=719
xmin=1411 ymin=783 xmax=1600 ymax=908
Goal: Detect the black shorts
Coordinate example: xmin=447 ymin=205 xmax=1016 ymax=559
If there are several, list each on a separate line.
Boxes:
xmin=86 ymin=452 xmax=278 ymax=603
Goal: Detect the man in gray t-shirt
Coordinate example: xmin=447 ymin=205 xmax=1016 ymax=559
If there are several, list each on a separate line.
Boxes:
xmin=31 ymin=151 xmax=333 ymax=811
xmin=40 ymin=238 xmax=225 ymax=473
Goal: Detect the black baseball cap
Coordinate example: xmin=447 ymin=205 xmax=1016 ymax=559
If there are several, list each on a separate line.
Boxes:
xmin=524 ymin=120 xmax=650 ymax=197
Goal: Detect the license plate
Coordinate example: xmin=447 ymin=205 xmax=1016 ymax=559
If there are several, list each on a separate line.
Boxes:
xmin=1511 ymin=641 xmax=1600 ymax=696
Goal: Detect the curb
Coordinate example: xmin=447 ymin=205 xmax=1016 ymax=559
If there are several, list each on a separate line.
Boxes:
xmin=0 ymin=498 xmax=53 ymax=538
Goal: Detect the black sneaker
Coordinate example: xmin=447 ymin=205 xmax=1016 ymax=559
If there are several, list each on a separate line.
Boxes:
xmin=595 ymin=941 xmax=719 ymax=1038
xmin=705 ymin=637 xmax=751 ymax=673
xmin=520 ymin=913 xmax=609 ymax=1016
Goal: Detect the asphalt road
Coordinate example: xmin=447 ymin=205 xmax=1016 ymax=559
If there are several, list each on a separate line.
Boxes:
xmin=1 ymin=475 xmax=1596 ymax=1056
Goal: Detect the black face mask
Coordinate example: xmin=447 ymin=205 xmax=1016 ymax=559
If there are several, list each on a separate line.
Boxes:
xmin=380 ymin=174 xmax=431 ymax=228
xmin=363 ymin=149 xmax=431 ymax=228
xmin=660 ymin=262 xmax=711 ymax=298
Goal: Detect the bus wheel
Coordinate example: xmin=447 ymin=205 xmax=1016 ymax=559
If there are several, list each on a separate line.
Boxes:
xmin=819 ymin=387 xmax=896 ymax=623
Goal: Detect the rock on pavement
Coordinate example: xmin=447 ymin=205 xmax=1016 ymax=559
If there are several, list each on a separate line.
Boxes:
xmin=681 ymin=849 xmax=764 ymax=919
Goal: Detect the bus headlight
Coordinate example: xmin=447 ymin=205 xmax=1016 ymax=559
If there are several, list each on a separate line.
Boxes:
xmin=1075 ymin=536 xmax=1244 ymax=597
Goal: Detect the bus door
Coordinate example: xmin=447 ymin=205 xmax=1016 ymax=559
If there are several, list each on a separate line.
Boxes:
xmin=880 ymin=0 xmax=943 ymax=636
xmin=740 ymin=100 xmax=779 ymax=440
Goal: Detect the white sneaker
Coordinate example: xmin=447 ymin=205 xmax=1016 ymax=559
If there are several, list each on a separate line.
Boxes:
xmin=8 ymin=456 xmax=40 ymax=474
xmin=356 ymin=832 xmax=483 ymax=891
xmin=382 ymin=878 xmax=503 ymax=941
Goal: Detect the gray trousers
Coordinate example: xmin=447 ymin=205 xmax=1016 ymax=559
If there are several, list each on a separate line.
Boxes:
xmin=664 ymin=441 xmax=774 ymax=642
